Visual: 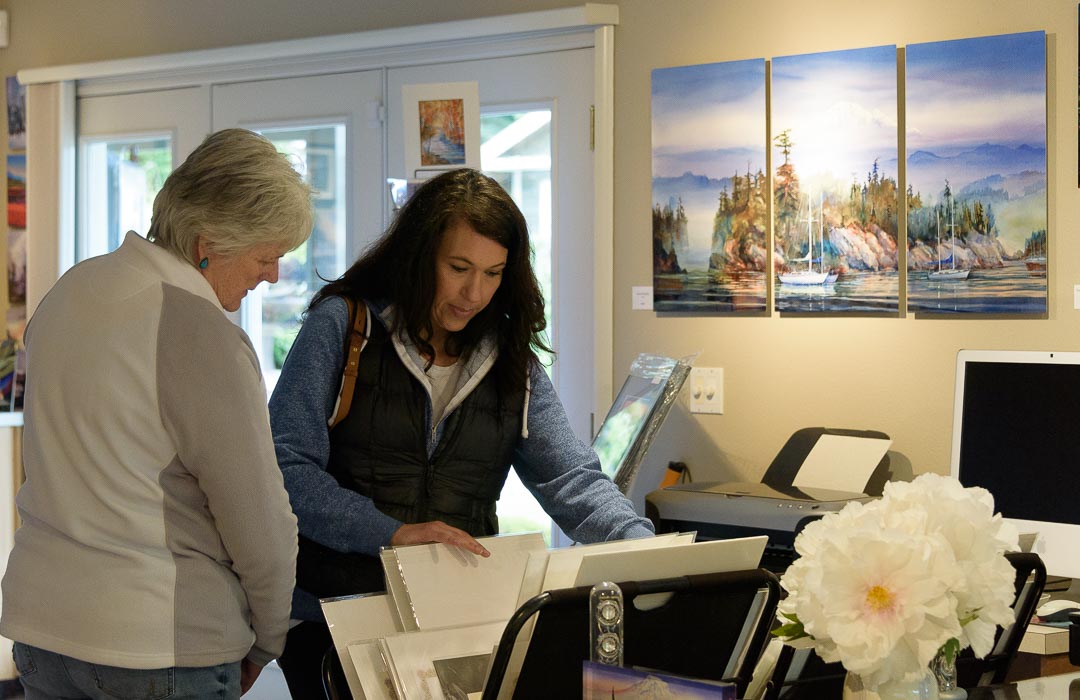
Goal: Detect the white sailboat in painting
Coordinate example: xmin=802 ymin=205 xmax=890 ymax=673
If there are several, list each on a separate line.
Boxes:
xmin=779 ymin=190 xmax=830 ymax=286
xmin=928 ymin=198 xmax=969 ymax=281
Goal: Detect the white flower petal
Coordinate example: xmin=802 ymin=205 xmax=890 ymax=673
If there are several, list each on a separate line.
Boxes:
xmin=776 ymin=474 xmax=1019 ymax=686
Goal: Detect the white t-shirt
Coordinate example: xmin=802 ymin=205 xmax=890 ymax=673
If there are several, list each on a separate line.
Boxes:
xmin=427 ymin=361 xmax=464 ymax=424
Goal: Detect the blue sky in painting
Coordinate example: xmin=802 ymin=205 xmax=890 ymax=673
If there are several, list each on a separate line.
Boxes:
xmin=651 ymin=58 xmax=766 ymax=179
xmin=905 ymin=31 xmax=1046 ymax=155
xmin=771 ymin=44 xmax=898 ymax=191
xmin=904 ymin=30 xmax=1046 ymax=253
xmin=6 ymin=154 xmax=25 ymax=182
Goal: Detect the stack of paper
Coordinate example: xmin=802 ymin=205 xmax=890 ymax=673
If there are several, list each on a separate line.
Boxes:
xmin=382 ymin=532 xmax=547 ymax=631
xmin=321 ymin=531 xmax=769 ymax=700
xmin=328 ymin=532 xmax=546 ymax=700
xmin=1018 ymin=623 xmax=1069 ymax=655
xmin=322 ymin=592 xmax=402 ymax=700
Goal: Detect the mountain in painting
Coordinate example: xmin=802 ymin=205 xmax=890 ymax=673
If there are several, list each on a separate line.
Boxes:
xmin=958 ymin=170 xmax=1046 ymax=202
xmin=652 ymin=172 xmax=733 ymax=209
xmin=901 ymin=143 xmax=1046 ymax=198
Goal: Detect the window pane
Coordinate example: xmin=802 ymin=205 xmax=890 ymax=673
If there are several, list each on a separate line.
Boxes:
xmin=78 ymin=128 xmax=347 ymax=394
xmin=482 ymin=110 xmax=556 ymax=544
xmin=79 ymin=137 xmax=171 ymax=260
xmin=249 ymin=124 xmax=347 ymax=393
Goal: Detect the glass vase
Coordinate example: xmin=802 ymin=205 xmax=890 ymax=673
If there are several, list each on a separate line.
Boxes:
xmin=930 ymin=651 xmax=968 ymax=700
xmin=842 ymin=668 xmax=940 ymax=700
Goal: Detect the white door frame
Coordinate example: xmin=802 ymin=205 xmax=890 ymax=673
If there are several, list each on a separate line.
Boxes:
xmin=22 ymin=3 xmax=618 ymax=423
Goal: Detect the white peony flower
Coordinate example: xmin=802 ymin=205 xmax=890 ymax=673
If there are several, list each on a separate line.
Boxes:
xmin=776 ymin=473 xmax=1020 ymax=690
xmin=882 ymin=474 xmax=1019 ymax=657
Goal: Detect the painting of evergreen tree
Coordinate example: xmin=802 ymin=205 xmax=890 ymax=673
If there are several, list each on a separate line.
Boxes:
xmin=906 ymin=31 xmax=1046 ymax=315
xmin=771 ymin=45 xmax=899 ymax=313
xmin=651 ymin=58 xmax=767 ymax=313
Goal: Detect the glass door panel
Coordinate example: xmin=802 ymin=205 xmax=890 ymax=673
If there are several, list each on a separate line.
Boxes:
xmin=76 ymin=121 xmax=349 ymax=395
xmin=211 ymin=70 xmax=384 ymax=388
xmin=79 ymin=136 xmax=170 ymax=260
xmin=243 ymin=124 xmax=347 ymax=392
xmin=75 ymin=86 xmax=211 ymax=270
xmin=388 ymin=50 xmax=595 ymax=440
xmin=481 ymin=108 xmax=555 ymax=542
xmin=389 ymin=49 xmax=595 ymax=546
xmin=482 ymin=109 xmax=553 ymax=341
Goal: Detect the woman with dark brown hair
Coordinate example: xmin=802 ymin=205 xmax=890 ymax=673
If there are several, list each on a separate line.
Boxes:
xmin=269 ymin=168 xmax=652 ymax=697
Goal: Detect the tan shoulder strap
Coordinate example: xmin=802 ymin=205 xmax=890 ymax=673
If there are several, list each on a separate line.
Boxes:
xmin=329 ymin=297 xmax=367 ymax=429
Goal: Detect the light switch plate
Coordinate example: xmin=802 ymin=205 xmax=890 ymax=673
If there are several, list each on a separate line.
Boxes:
xmin=689 ymin=367 xmax=723 ymax=414
xmin=632 ymin=286 xmax=653 ymax=310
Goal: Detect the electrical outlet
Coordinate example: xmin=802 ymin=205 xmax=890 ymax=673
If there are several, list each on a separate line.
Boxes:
xmin=689 ymin=367 xmax=723 ymax=414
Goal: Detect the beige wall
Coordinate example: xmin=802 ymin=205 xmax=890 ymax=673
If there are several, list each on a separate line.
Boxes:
xmin=615 ymin=0 xmax=1077 ymax=485
xmin=0 ymin=0 xmax=1075 ymax=485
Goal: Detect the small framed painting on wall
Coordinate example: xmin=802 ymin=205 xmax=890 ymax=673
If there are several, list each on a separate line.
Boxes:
xmin=401 ymin=81 xmax=480 ymax=179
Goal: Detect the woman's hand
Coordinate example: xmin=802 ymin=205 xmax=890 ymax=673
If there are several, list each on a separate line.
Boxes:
xmin=390 ymin=521 xmax=491 ymax=557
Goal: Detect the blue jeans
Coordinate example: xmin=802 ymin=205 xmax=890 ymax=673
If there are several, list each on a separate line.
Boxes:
xmin=13 ymin=642 xmax=241 ymax=700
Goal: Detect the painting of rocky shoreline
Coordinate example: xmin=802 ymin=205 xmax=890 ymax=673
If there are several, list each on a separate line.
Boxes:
xmin=771 ymin=45 xmax=900 ymax=314
xmin=651 ymin=58 xmax=767 ymax=313
xmin=648 ymin=31 xmax=1046 ymax=317
xmin=905 ymin=31 xmax=1047 ymax=315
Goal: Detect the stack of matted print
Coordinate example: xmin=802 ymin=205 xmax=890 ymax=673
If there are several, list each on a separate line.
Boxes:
xmin=321 ymin=531 xmax=766 ymax=699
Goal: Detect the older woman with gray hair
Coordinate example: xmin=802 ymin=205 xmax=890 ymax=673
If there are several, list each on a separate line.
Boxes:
xmin=1 ymin=128 xmax=311 ymax=699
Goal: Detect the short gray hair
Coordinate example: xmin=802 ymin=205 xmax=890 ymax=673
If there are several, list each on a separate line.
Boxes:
xmin=148 ymin=128 xmax=313 ymax=262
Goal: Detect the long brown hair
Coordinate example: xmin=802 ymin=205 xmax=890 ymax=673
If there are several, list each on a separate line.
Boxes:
xmin=312 ymin=168 xmax=552 ymax=395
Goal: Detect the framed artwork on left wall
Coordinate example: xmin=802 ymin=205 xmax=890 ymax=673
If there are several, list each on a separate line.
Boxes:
xmin=6 ymin=76 xmax=25 ymax=151
xmin=7 ymin=153 xmax=24 ymax=230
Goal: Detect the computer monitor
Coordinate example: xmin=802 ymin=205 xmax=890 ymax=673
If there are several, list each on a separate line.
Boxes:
xmin=949 ymin=349 xmax=1080 ymax=579
xmin=592 ymin=353 xmax=692 ymax=493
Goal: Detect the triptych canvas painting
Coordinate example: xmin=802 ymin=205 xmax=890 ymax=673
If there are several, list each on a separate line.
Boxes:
xmin=651 ymin=59 xmax=767 ymax=313
xmin=651 ymin=30 xmax=1047 ymax=316
xmin=905 ymin=32 xmax=1047 ymax=314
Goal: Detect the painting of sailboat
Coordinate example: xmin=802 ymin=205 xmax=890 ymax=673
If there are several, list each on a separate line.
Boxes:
xmin=651 ymin=58 xmax=767 ymax=313
xmin=778 ymin=190 xmax=831 ymax=286
xmin=926 ymin=196 xmax=969 ymax=281
xmin=771 ymin=45 xmax=899 ymax=313
xmin=906 ymin=31 xmax=1047 ymax=314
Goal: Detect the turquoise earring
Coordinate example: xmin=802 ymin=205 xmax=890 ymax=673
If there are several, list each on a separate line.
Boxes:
xmin=199 ymin=257 xmax=209 ymax=269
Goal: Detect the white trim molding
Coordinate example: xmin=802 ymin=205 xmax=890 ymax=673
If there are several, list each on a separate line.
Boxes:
xmin=18 ymin=4 xmax=619 ymax=91
xmin=592 ymin=23 xmax=617 ymax=416
xmin=21 ymin=3 xmax=619 ymax=415
xmin=26 ymin=81 xmax=75 ymax=320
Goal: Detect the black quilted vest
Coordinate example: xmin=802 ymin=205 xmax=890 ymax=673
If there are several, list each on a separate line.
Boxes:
xmin=325 ymin=317 xmax=524 ymax=536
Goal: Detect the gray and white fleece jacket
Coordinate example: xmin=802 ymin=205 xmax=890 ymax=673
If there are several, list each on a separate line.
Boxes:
xmin=0 ymin=232 xmax=297 ymax=668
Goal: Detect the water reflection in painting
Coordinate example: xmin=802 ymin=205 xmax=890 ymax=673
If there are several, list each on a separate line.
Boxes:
xmin=905 ymin=31 xmax=1047 ymax=315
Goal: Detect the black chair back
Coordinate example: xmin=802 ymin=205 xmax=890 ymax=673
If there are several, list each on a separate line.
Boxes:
xmin=957 ymin=551 xmax=1047 ymax=688
xmin=483 ymin=568 xmax=780 ymax=700
xmin=322 ymin=643 xmax=351 ymax=700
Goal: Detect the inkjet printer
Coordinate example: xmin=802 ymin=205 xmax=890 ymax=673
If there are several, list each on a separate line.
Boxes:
xmin=645 ymin=427 xmax=892 ymax=573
